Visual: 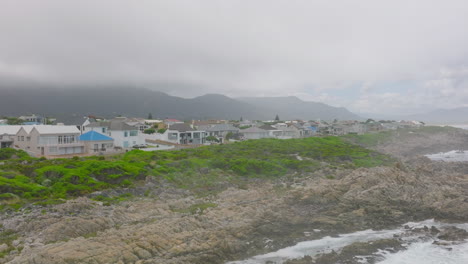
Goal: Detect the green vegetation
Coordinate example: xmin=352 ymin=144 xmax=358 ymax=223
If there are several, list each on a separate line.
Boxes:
xmin=1 ymin=116 xmax=23 ymax=125
xmin=143 ymin=128 xmax=156 ymax=134
xmin=0 ymin=136 xmax=392 ymax=210
xmin=344 ymin=126 xmax=460 ymax=147
xmin=0 ymin=229 xmax=18 ymax=258
xmin=206 ymin=136 xmax=219 ymax=142
xmin=344 ymin=131 xmax=394 ymax=147
xmin=91 ymin=193 xmax=134 ymax=206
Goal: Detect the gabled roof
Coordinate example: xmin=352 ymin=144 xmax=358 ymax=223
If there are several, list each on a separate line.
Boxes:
xmin=86 ymin=121 xmax=137 ymax=131
xmin=169 ymin=123 xmax=195 ymax=132
xmin=0 ymin=125 xmax=24 ymax=135
xmin=197 ymin=125 xmax=212 ymax=131
xmin=259 ymin=124 xmax=278 ymax=131
xmin=32 ymin=125 xmax=80 ymax=134
xmin=241 ymin=127 xmax=268 ymax=133
xmin=109 ymin=122 xmax=136 ymax=131
xmin=86 ymin=121 xmax=110 ymax=128
xmin=206 ymin=124 xmax=239 ymax=132
xmin=79 ymin=131 xmax=113 ymax=141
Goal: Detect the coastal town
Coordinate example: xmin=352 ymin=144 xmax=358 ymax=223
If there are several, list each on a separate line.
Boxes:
xmin=0 ymin=113 xmax=424 ymax=158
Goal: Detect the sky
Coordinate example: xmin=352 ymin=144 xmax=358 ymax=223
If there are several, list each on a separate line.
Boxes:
xmin=1 ymin=0 xmax=468 ymax=115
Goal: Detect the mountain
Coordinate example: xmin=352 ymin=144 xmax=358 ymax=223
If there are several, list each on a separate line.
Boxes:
xmin=401 ymin=107 xmax=468 ymax=124
xmin=237 ymin=96 xmax=362 ymax=121
xmin=0 ymin=87 xmax=361 ymax=124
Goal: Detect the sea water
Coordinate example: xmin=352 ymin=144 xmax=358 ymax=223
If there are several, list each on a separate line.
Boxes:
xmin=227 ymin=220 xmax=468 ymax=264
xmin=425 ymin=150 xmax=468 ymax=162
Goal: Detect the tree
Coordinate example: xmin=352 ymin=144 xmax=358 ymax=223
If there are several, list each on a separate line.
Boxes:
xmin=6 ymin=117 xmax=23 ymax=125
xmin=143 ymin=128 xmax=156 ymax=134
xmin=206 ymin=136 xmax=219 ymax=143
xmin=225 ymin=132 xmax=234 ymax=140
xmin=275 ymin=114 xmax=280 ymax=121
xmin=147 ymin=113 xmax=153 ymax=120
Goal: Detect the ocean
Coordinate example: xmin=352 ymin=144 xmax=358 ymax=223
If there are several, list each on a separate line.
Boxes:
xmin=227 ymin=220 xmax=468 ymax=264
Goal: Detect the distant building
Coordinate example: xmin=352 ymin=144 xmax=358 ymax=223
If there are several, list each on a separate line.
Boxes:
xmin=0 ymin=125 xmax=24 ymax=148
xmin=15 ymin=125 xmax=84 ymax=157
xmin=166 ymin=123 xmax=207 ymax=145
xmin=202 ymin=124 xmax=239 ymax=142
xmin=240 ymin=127 xmax=270 ymax=140
xmin=85 ymin=119 xmax=144 ymax=148
xmin=79 ymin=130 xmax=114 ymax=154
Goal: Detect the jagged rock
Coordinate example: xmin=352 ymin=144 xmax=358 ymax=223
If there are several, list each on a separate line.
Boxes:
xmin=0 ymin=243 xmax=8 ymax=252
xmin=437 ymin=226 xmax=468 ymax=241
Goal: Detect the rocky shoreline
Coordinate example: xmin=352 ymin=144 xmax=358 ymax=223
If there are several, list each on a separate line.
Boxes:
xmin=1 ymin=128 xmax=468 ymax=263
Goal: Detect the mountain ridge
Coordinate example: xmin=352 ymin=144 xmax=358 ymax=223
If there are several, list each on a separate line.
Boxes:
xmin=0 ymin=87 xmax=361 ymax=124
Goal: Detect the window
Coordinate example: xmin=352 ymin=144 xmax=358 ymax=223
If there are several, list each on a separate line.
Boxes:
xmin=133 ymin=141 xmax=136 ymax=145
xmin=58 ymin=135 xmax=76 ymax=144
xmin=49 ymin=146 xmax=57 ymax=153
xmin=26 ymin=137 xmax=30 ymax=142
xmin=18 ymin=136 xmax=20 ymax=141
xmin=21 ymin=136 xmax=24 ymax=141
xmin=124 ymin=131 xmax=128 ymax=137
xmin=168 ymin=133 xmax=178 ymax=140
xmin=102 ymin=127 xmax=106 ymax=133
xmin=130 ymin=130 xmax=138 ymax=136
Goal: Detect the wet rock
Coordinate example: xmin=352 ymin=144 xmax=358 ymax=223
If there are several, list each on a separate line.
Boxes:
xmin=286 ymin=239 xmax=405 ymax=264
xmin=437 ymin=226 xmax=468 ymax=241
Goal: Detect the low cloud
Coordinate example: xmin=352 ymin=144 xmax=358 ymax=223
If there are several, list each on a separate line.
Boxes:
xmin=1 ymin=0 xmax=468 ymax=114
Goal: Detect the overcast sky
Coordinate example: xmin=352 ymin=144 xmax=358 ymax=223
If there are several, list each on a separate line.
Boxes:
xmin=1 ymin=0 xmax=468 ymax=115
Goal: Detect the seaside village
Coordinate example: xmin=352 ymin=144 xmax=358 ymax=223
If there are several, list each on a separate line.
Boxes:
xmin=0 ymin=114 xmax=424 ymax=158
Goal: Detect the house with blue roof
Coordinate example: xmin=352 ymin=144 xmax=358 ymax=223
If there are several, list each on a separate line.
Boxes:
xmin=79 ymin=130 xmax=114 ymax=154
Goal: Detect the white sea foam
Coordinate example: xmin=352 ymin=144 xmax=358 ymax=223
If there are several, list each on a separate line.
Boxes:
xmin=425 ymin=150 xmax=468 ymax=162
xmin=378 ymin=241 xmax=468 ymax=264
xmin=227 ymin=220 xmax=468 ymax=264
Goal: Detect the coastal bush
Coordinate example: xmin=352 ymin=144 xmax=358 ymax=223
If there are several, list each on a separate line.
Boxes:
xmin=0 ymin=136 xmax=391 ymax=208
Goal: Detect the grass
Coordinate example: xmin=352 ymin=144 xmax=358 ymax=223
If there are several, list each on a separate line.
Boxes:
xmin=344 ymin=126 xmax=460 ymax=147
xmin=0 ymin=136 xmax=392 ymax=209
xmin=0 ymin=229 xmax=18 ymax=258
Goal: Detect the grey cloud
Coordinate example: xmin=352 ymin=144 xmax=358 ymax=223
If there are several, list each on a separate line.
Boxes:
xmin=1 ymin=0 xmax=468 ymax=114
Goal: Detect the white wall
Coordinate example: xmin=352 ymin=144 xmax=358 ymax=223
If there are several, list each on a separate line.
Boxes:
xmin=108 ymin=130 xmax=144 ymax=148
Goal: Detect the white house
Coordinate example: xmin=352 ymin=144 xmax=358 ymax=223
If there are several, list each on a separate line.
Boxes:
xmin=0 ymin=125 xmax=24 ymax=148
xmin=79 ymin=130 xmax=114 ymax=154
xmin=15 ymin=125 xmax=84 ymax=157
xmin=85 ymin=120 xmax=144 ymax=148
xmin=240 ymin=127 xmax=270 ymax=140
xmin=166 ymin=123 xmax=207 ymax=145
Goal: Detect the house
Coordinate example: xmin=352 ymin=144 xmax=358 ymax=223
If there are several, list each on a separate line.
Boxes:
xmin=203 ymin=124 xmax=240 ymax=142
xmin=85 ymin=120 xmax=144 ymax=148
xmin=15 ymin=125 xmax=84 ymax=157
xmin=0 ymin=125 xmax=24 ymax=148
xmin=259 ymin=124 xmax=282 ymax=138
xmin=166 ymin=123 xmax=206 ymax=145
xmin=302 ymin=122 xmax=318 ymax=136
xmin=145 ymin=119 xmax=166 ymax=130
xmin=240 ymin=127 xmax=270 ymax=140
xmin=277 ymin=125 xmax=301 ymax=138
xmin=79 ymin=130 xmax=114 ymax=154
xmin=164 ymin=119 xmax=184 ymax=126
xmin=18 ymin=114 xmax=44 ymax=125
